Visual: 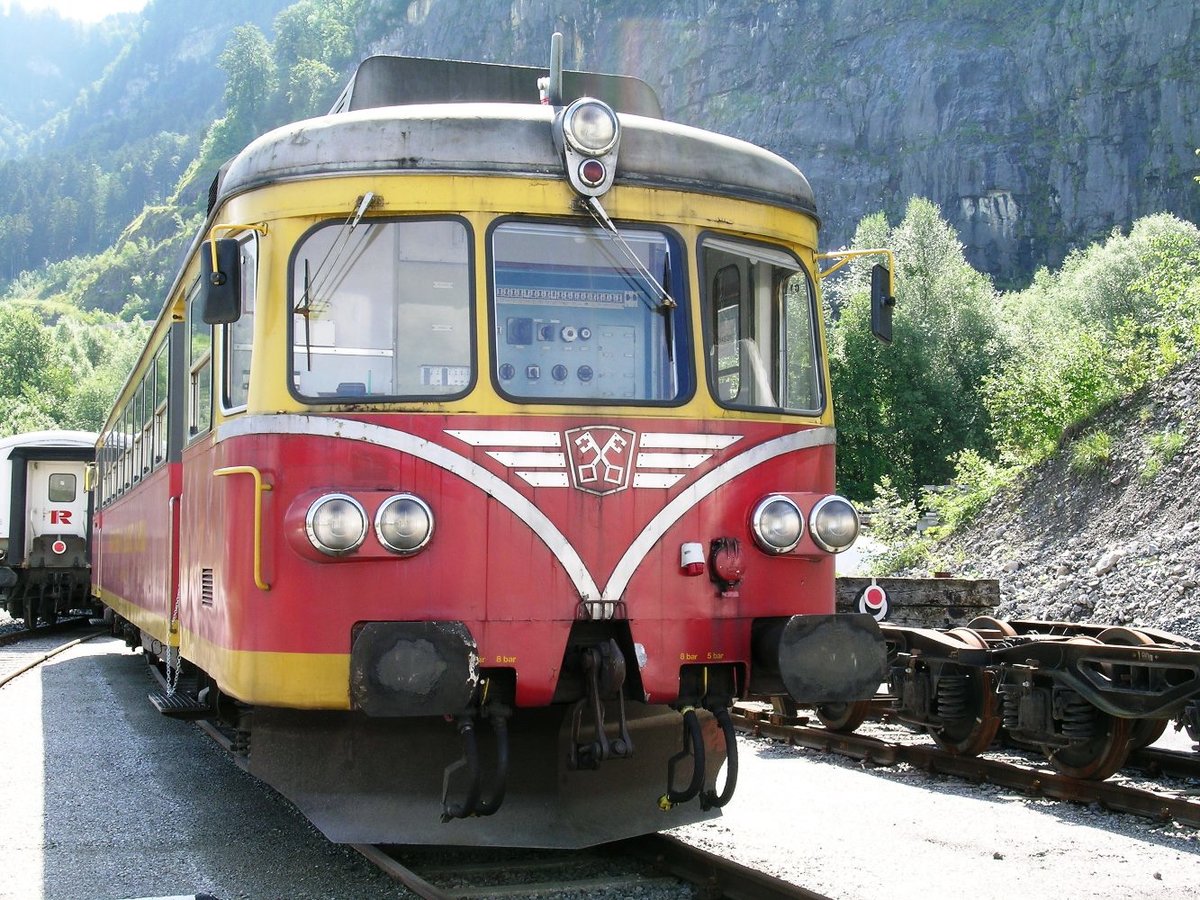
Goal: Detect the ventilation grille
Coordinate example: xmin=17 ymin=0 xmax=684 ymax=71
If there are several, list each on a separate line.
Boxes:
xmin=200 ymin=568 xmax=214 ymax=607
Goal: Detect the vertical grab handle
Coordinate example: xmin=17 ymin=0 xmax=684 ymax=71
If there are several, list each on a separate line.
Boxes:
xmin=213 ymin=465 xmax=272 ymax=591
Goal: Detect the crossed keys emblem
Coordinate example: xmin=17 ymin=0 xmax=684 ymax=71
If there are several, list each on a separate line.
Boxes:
xmin=565 ymin=426 xmax=636 ymax=495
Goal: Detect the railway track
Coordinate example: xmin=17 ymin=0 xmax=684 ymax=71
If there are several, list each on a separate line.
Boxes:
xmin=731 ymin=704 xmax=1200 ymax=828
xmin=0 ymin=617 xmax=103 ymax=687
xmin=354 ymin=834 xmax=831 ymax=899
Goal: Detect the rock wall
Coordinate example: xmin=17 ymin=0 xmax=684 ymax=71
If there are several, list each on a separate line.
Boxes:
xmin=362 ymin=0 xmax=1200 ymax=284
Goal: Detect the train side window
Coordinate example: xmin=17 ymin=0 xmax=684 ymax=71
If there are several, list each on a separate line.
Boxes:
xmin=712 ymin=264 xmax=742 ymax=402
xmin=188 ymin=283 xmax=213 ymax=437
xmin=223 ymin=237 xmax=257 ymax=411
xmin=48 ymin=473 xmax=76 ymax=503
xmin=121 ymin=404 xmax=131 ymax=490
xmin=700 ymin=236 xmax=824 ymax=415
xmin=154 ymin=340 xmax=169 ymax=464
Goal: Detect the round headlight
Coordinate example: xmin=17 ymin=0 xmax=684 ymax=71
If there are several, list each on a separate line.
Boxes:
xmin=306 ymin=493 xmax=367 ymax=556
xmin=375 ymin=493 xmax=434 ymax=555
xmin=564 ymin=99 xmax=619 ymax=155
xmin=809 ymin=495 xmax=861 ymax=553
xmin=751 ymin=495 xmax=804 ymax=554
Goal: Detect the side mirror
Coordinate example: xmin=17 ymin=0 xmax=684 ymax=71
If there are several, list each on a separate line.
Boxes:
xmin=201 ymin=238 xmax=242 ymax=324
xmin=870 ymin=263 xmax=894 ymax=344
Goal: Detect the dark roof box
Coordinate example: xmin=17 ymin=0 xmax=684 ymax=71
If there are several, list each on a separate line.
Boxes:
xmin=330 ymin=55 xmax=663 ymax=119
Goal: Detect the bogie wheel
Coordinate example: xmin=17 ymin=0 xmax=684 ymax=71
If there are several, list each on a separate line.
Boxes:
xmin=966 ymin=616 xmax=1017 ymax=637
xmin=23 ymin=593 xmax=38 ymax=629
xmin=42 ymin=586 xmax=56 ymax=627
xmin=815 ymin=699 xmax=872 ymax=733
xmin=1096 ymin=626 xmax=1169 ymax=750
xmin=927 ymin=628 xmax=1002 ymax=756
xmin=1046 ymin=709 xmax=1133 ymax=780
xmin=770 ymin=696 xmax=799 ymax=719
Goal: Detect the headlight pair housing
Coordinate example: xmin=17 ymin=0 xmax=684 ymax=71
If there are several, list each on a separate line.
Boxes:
xmin=304 ymin=492 xmax=433 ymax=557
xmin=750 ymin=494 xmax=860 ymax=555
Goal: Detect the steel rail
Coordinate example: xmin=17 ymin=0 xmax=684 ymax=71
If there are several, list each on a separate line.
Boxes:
xmin=355 ymin=835 xmax=833 ymax=899
xmin=0 ymin=621 xmax=105 ymax=688
xmin=731 ymin=707 xmax=1200 ymax=828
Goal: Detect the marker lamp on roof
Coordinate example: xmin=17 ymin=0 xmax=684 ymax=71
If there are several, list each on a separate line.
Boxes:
xmin=564 ymin=99 xmax=619 ymax=155
xmin=554 ymin=97 xmax=620 ymax=197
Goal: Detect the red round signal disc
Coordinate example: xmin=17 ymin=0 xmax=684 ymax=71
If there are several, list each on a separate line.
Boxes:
xmin=52 ymin=540 xmax=68 ymax=555
xmin=862 ymin=584 xmax=887 ymax=609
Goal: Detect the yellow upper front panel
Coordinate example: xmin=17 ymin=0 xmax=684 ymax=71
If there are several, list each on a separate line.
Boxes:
xmin=188 ymin=172 xmax=831 ymax=427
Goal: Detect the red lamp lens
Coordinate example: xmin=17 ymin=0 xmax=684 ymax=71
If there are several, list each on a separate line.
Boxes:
xmin=579 ymin=159 xmax=606 ymax=186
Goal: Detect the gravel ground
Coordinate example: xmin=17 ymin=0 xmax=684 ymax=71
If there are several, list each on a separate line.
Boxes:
xmin=3 ymin=637 xmax=1198 ymax=900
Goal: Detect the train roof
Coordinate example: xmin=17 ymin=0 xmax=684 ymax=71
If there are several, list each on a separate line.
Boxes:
xmin=214 ymin=55 xmax=816 ymax=219
xmin=0 ymin=430 xmax=96 ymax=460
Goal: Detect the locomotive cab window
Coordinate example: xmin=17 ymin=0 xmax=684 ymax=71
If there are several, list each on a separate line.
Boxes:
xmin=289 ymin=217 xmax=472 ymax=401
xmin=700 ymin=236 xmax=823 ymax=414
xmin=490 ymin=221 xmax=689 ymax=403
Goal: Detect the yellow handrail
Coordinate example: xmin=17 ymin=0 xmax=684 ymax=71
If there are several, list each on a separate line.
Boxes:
xmin=816 ymin=247 xmax=896 ymax=295
xmin=213 ymin=465 xmax=273 ymax=591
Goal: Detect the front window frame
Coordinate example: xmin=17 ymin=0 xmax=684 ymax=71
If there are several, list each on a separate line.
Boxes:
xmin=486 ymin=215 xmax=694 ymax=408
xmin=286 ymin=215 xmax=476 ymax=405
xmin=698 ymin=231 xmax=825 ymax=416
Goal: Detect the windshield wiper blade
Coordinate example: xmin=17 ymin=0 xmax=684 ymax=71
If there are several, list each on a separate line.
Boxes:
xmin=584 ymin=196 xmax=677 ymax=311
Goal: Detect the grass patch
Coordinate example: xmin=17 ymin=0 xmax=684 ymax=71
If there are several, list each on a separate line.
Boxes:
xmin=1070 ymin=430 xmax=1113 ymax=474
xmin=1140 ymin=429 xmax=1187 ymax=481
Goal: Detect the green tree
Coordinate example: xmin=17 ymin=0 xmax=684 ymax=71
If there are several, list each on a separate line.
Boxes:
xmin=986 ymin=214 xmax=1200 ymax=460
xmin=829 ymin=198 xmax=1009 ymax=501
xmin=201 ymin=24 xmax=278 ymax=165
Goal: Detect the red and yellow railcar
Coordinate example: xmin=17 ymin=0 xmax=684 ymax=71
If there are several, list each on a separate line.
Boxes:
xmin=93 ymin=48 xmax=887 ymax=847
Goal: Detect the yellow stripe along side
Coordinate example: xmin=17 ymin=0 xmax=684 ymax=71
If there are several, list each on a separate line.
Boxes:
xmin=98 ymin=585 xmax=351 ymax=708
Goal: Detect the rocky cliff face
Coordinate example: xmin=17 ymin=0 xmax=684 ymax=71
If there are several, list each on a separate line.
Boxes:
xmin=362 ymin=0 xmax=1200 ymax=284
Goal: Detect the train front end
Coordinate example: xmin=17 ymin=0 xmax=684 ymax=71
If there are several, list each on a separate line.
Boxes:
xmin=96 ymin=53 xmax=885 ymax=847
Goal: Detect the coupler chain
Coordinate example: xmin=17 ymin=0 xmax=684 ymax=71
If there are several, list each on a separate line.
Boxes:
xmin=568 ymin=639 xmax=634 ymax=770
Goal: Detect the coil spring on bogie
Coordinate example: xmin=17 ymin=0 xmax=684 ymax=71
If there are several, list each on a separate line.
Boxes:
xmin=1002 ymin=690 xmax=1021 ymax=730
xmin=1059 ymin=690 xmax=1096 ymax=739
xmin=935 ymin=675 xmax=970 ymax=721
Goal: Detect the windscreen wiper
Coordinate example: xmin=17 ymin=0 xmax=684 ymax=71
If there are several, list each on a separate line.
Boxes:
xmin=583 ymin=195 xmax=677 ymax=363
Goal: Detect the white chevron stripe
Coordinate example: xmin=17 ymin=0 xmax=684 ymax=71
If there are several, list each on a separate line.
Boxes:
xmin=602 ymin=427 xmax=836 ymax=602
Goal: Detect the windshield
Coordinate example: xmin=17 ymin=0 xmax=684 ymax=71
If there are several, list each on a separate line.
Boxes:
xmin=290 ymin=217 xmax=472 ymax=401
xmin=490 ymin=221 xmax=689 ymax=403
xmin=701 ymin=236 xmax=823 ymax=414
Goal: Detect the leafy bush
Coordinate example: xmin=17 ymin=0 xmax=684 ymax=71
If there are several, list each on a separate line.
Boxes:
xmin=923 ymin=449 xmax=1020 ymax=536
